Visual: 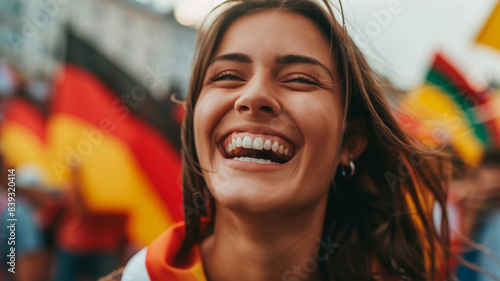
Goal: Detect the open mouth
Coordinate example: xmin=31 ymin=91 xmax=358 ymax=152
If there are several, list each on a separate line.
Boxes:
xmin=221 ymin=132 xmax=295 ymax=164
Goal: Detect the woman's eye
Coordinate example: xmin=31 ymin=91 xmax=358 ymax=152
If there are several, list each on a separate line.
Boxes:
xmin=286 ymin=75 xmax=318 ymax=85
xmin=211 ymin=71 xmax=241 ymax=81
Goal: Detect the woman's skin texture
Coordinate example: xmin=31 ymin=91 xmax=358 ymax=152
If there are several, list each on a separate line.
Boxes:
xmin=194 ymin=10 xmax=367 ymax=281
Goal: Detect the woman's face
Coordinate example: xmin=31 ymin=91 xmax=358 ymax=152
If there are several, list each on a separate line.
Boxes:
xmin=194 ymin=10 xmax=344 ymax=214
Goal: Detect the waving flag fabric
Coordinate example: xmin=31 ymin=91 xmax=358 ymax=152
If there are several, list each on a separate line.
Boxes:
xmin=44 ymin=28 xmax=185 ymax=246
xmin=1 ymin=30 xmax=183 ymax=246
xmin=48 ymin=64 xmax=183 ymax=245
xmin=425 ymin=54 xmax=493 ymax=145
xmin=399 ymin=53 xmax=500 ymax=165
xmin=476 ymin=0 xmax=500 ymax=52
xmin=0 ymin=98 xmax=51 ymax=180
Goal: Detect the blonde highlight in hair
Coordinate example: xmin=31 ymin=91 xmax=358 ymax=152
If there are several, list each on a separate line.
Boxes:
xmin=180 ymin=1 xmax=452 ymax=280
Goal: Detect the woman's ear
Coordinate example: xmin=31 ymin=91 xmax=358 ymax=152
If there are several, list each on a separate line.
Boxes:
xmin=340 ymin=117 xmax=368 ymax=166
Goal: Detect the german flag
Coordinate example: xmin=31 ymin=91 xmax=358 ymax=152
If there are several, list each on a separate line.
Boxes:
xmin=46 ymin=29 xmax=184 ymax=245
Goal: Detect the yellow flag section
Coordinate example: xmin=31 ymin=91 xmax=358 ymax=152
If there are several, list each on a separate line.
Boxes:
xmin=0 ymin=98 xmax=53 ymax=185
xmin=47 ymin=115 xmax=175 ymax=245
xmin=1 ymin=122 xmax=46 ymax=172
xmin=477 ymin=0 xmax=500 ymax=52
xmin=401 ymin=85 xmax=484 ymax=165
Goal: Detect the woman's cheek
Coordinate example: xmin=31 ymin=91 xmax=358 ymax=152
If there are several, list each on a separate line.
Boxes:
xmin=194 ymin=91 xmax=232 ymax=166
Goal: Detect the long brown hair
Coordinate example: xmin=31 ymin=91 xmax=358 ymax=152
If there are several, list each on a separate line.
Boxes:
xmin=180 ymin=1 xmax=451 ymax=280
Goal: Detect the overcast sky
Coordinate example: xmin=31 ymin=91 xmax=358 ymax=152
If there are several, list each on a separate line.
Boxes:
xmin=152 ymin=0 xmax=500 ymax=90
xmin=341 ymin=0 xmax=500 ymax=90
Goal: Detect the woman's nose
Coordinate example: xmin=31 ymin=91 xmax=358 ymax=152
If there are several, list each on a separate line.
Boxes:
xmin=234 ymin=77 xmax=281 ymax=116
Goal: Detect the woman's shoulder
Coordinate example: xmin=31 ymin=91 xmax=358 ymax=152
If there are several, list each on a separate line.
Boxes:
xmin=118 ymin=220 xmax=208 ymax=281
xmin=122 ymin=248 xmax=151 ymax=281
xmin=97 ymin=248 xmax=149 ymax=281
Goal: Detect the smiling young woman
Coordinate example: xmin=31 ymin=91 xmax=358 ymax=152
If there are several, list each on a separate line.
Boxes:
xmin=120 ymin=1 xmax=452 ymax=280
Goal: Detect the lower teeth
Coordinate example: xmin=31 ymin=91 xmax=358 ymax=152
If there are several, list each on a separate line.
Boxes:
xmin=233 ymin=157 xmax=277 ymax=164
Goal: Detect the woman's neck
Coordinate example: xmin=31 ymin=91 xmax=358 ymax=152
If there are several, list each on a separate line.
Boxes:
xmin=200 ymin=202 xmax=328 ymax=281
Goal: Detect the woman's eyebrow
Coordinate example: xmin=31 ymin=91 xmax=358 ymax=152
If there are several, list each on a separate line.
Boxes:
xmin=275 ymin=54 xmax=334 ymax=80
xmin=209 ymin=53 xmax=252 ymax=66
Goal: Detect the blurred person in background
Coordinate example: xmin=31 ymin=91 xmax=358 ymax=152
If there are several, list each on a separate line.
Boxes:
xmin=456 ymin=149 xmax=500 ymax=281
xmin=0 ymin=61 xmax=22 ymax=121
xmin=24 ymin=74 xmax=51 ymax=116
xmin=0 ymin=61 xmax=51 ymax=118
xmin=0 ymin=62 xmax=22 ymax=97
xmin=0 ymin=155 xmax=49 ymax=281
xmin=49 ymin=165 xmax=127 ymax=281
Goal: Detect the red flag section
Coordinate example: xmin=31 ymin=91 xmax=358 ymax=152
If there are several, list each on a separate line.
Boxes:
xmin=2 ymin=98 xmax=45 ymax=139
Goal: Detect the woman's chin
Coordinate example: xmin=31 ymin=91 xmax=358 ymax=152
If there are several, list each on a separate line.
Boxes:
xmin=209 ymin=181 xmax=291 ymax=215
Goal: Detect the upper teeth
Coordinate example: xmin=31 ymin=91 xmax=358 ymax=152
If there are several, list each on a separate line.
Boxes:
xmin=225 ymin=134 xmax=292 ymax=157
xmin=242 ymin=136 xmax=252 ymax=148
xmin=264 ymin=139 xmax=272 ymax=150
xmin=272 ymin=141 xmax=279 ymax=152
xmin=252 ymin=137 xmax=264 ymax=150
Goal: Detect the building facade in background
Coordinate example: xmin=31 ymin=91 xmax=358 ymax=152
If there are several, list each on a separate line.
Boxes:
xmin=0 ymin=0 xmax=63 ymax=79
xmin=0 ymin=0 xmax=196 ymax=99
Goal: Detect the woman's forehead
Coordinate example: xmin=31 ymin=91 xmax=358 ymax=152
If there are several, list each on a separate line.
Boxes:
xmin=212 ymin=10 xmax=335 ymax=71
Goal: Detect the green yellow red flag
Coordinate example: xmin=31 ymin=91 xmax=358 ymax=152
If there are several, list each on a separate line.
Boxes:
xmin=398 ymin=53 xmax=500 ymax=165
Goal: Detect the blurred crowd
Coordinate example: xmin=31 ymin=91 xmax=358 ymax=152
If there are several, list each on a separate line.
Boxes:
xmin=450 ymin=150 xmax=500 ymax=280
